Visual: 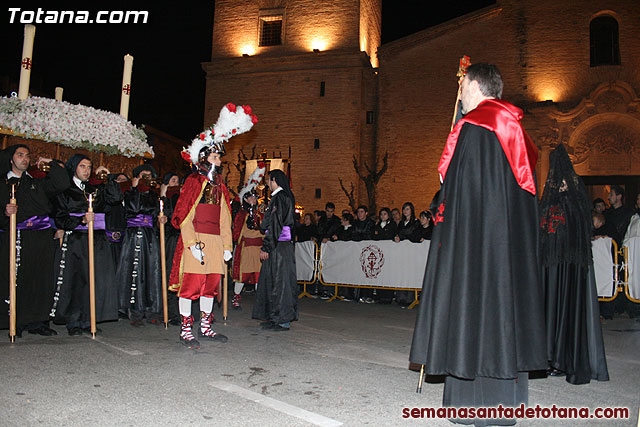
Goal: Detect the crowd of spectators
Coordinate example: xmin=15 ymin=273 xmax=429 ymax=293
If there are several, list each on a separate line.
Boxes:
xmin=294 ymin=202 xmax=433 ymax=244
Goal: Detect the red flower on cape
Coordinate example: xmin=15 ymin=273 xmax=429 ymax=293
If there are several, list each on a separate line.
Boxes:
xmin=242 ymin=105 xmax=252 ymax=115
xmin=180 ymin=150 xmax=191 ymax=163
xmin=232 ymin=129 xmax=237 ymax=134
xmin=257 ymin=161 xmax=266 ymax=168
xmin=251 ymin=115 xmax=258 ymax=125
xmin=200 ymin=133 xmax=205 ymax=141
xmin=225 ymin=103 xmax=237 ymax=113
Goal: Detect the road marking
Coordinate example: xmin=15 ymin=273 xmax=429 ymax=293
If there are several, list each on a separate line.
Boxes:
xmin=211 ymin=380 xmax=342 ymax=427
xmin=85 ymin=335 xmax=144 ymax=356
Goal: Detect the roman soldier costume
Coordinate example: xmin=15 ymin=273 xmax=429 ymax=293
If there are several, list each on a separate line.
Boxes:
xmin=169 ymin=103 xmax=257 ymax=348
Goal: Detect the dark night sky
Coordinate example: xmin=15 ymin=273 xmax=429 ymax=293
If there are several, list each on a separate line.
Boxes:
xmin=0 ymin=1 xmax=494 ymax=142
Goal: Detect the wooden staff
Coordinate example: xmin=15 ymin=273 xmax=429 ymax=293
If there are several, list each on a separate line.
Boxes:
xmin=159 ymin=200 xmax=168 ymax=328
xmin=8 ymin=184 xmax=17 ymax=343
xmin=223 ymin=266 xmax=228 ymax=321
xmin=87 ymin=194 xmax=96 ymax=339
xmin=450 ymin=55 xmax=471 ymax=131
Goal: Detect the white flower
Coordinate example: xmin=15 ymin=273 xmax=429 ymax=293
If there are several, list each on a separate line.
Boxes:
xmin=0 ymin=96 xmax=153 ymax=158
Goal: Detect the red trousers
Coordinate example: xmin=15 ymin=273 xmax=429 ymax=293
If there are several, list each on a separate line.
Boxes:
xmin=179 ymin=273 xmax=221 ymax=300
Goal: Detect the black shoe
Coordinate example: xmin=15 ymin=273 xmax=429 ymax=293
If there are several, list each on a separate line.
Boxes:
xmin=68 ymin=327 xmax=83 ymax=336
xmin=547 ymin=367 xmax=565 ymax=377
xmin=199 ymin=330 xmax=228 ymax=342
xmin=28 ymin=326 xmax=58 ymax=336
xmin=260 ymin=321 xmax=274 ymax=328
xmin=270 ymin=325 xmax=290 ymax=332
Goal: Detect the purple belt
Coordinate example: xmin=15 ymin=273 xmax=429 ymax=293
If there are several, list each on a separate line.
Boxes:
xmin=70 ymin=212 xmax=106 ymax=231
xmin=270 ymin=225 xmax=292 ymax=241
xmin=17 ymin=215 xmax=52 ymax=231
xmin=127 ymin=214 xmax=154 ymax=228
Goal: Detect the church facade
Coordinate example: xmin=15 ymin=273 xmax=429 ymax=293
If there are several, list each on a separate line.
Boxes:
xmin=204 ymin=0 xmax=640 ymax=213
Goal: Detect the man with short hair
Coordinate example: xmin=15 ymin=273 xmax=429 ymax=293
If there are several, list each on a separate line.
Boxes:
xmin=593 ymin=198 xmax=606 ymax=214
xmin=604 ymin=186 xmax=634 ymax=247
xmin=253 ymin=169 xmax=298 ymax=331
xmin=321 ymin=202 xmax=341 ymax=243
xmin=0 ymin=144 xmax=69 ymax=337
xmin=410 ymin=63 xmax=546 ymax=424
xmin=351 ymin=205 xmax=374 ymax=241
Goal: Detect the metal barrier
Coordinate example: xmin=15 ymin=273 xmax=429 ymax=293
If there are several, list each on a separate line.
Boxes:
xmin=296 ymin=240 xmax=425 ymax=309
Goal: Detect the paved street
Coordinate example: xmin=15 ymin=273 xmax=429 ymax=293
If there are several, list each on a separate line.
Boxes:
xmin=1 ymin=294 xmax=639 ymax=426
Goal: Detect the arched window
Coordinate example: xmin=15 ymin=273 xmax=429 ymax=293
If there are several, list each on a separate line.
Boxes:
xmin=590 ymin=16 xmax=620 ymax=66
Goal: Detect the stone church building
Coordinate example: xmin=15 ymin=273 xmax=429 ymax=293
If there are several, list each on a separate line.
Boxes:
xmin=204 ymin=0 xmax=640 ymax=213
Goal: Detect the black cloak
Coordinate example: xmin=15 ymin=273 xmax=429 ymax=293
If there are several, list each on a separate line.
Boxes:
xmin=409 ymin=123 xmax=547 ymax=379
xmin=252 ymin=170 xmax=298 ymax=325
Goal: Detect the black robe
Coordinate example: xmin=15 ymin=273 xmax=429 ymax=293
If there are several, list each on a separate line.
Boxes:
xmin=410 ymin=124 xmax=546 ymax=380
xmin=0 ymin=163 xmax=69 ymax=329
xmin=252 ymin=190 xmax=298 ymax=325
xmin=116 ymin=186 xmax=162 ymax=320
xmin=51 ymin=180 xmax=120 ymax=328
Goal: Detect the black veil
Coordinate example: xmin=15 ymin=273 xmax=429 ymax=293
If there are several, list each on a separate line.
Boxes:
xmin=539 ymin=144 xmax=592 ymax=267
xmin=269 ymin=169 xmax=295 ymax=207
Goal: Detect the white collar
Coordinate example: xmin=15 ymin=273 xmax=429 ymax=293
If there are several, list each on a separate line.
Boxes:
xmin=73 ymin=176 xmax=86 ymax=190
xmin=271 ymin=187 xmax=282 ymax=196
xmin=6 ymin=170 xmax=31 ymax=180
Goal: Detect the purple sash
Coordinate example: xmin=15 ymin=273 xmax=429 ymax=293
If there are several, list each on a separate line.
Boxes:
xmin=278 ymin=226 xmax=292 ymax=241
xmin=70 ymin=212 xmax=106 ymax=231
xmin=127 ymin=214 xmax=154 ymax=228
xmin=17 ymin=215 xmax=52 ymax=231
xmin=265 ymin=225 xmax=292 ymax=241
xmin=106 ymin=230 xmax=123 ymax=243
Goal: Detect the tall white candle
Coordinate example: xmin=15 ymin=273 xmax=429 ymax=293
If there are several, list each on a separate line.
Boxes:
xmin=55 ymin=87 xmax=63 ymax=101
xmin=119 ymin=54 xmax=134 ymax=120
xmin=18 ymin=24 xmax=36 ymax=100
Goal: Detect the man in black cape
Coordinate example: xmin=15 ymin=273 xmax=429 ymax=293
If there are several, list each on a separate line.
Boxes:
xmin=0 ymin=144 xmax=69 ymax=336
xmin=51 ymin=154 xmax=120 ymax=335
xmin=115 ymin=164 xmax=164 ymax=326
xmin=409 ymin=63 xmax=546 ymax=426
xmin=252 ymin=169 xmax=298 ymax=331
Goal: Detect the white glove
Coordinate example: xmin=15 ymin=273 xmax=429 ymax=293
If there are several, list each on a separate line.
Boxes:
xmin=223 ymin=250 xmax=232 ymax=262
xmin=190 ymin=245 xmax=204 ymax=263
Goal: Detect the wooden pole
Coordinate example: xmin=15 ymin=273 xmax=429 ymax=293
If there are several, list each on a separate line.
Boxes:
xmin=223 ymin=267 xmax=228 ymax=321
xmin=87 ymin=195 xmax=96 ymax=339
xmin=159 ymin=200 xmax=168 ymax=328
xmin=8 ymin=185 xmax=17 ymax=343
xmin=55 ymin=87 xmax=63 ymax=101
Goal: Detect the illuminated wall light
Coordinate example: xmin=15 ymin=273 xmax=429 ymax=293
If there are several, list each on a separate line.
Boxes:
xmin=240 ymin=45 xmax=256 ymax=56
xmin=310 ymin=39 xmax=327 ymax=52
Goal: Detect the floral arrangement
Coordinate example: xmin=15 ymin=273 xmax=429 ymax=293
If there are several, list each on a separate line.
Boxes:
xmin=182 ymin=103 xmax=258 ymax=164
xmin=0 ymin=96 xmax=153 ymax=158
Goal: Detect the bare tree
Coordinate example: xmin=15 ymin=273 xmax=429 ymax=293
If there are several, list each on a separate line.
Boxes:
xmin=352 ymin=152 xmax=388 ymax=214
xmin=338 ymin=177 xmax=357 ymax=212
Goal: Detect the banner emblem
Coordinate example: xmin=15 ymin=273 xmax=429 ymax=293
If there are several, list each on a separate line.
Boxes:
xmin=360 ymin=244 xmax=384 ymax=279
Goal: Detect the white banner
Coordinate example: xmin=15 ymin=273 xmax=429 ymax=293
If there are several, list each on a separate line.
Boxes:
xmin=625 ymin=237 xmax=640 ymax=300
xmin=592 ymin=237 xmax=615 ymax=298
xmin=320 ymin=240 xmax=429 ymax=289
xmin=295 ymin=241 xmax=316 ymax=282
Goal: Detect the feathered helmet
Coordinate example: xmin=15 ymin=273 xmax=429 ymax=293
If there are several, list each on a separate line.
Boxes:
xmin=181 ymin=103 xmax=258 ymax=166
xmin=239 ymin=161 xmax=266 ymax=202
